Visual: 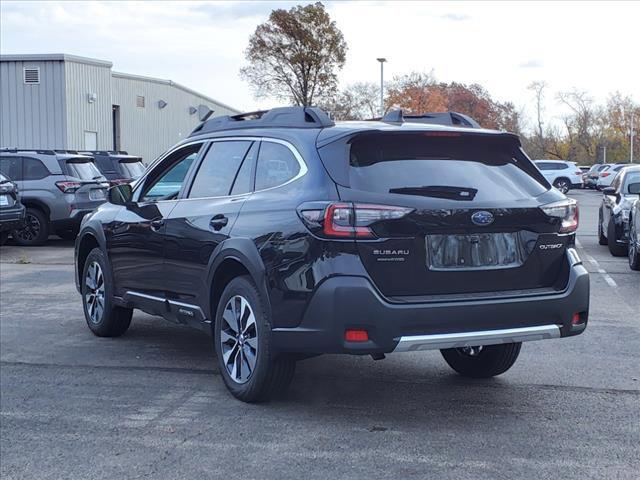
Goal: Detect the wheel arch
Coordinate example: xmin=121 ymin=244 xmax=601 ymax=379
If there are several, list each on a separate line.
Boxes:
xmin=20 ymin=199 xmax=51 ymax=219
xmin=75 ymin=227 xmax=107 ymax=293
xmin=206 ymin=238 xmax=270 ymax=327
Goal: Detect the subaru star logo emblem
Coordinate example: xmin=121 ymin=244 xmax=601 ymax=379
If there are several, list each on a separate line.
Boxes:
xmin=471 ymin=210 xmax=494 ymax=226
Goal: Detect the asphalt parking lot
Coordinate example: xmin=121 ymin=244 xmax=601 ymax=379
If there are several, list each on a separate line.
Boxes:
xmin=0 ymin=189 xmax=638 ymax=480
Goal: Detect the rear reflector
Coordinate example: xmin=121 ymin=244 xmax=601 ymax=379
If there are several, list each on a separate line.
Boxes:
xmin=345 ymin=329 xmax=369 ymax=342
xmin=572 ymin=312 xmax=586 ymax=325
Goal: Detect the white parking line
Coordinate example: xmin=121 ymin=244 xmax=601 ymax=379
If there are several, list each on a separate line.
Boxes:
xmin=575 ymin=238 xmax=618 ymax=288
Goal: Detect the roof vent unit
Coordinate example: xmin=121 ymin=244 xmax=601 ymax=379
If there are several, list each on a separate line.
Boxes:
xmin=23 ymin=67 xmax=40 ymax=84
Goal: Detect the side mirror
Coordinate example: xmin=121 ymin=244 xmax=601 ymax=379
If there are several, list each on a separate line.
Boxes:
xmin=107 ymin=183 xmax=133 ymax=205
xmin=602 ymin=187 xmax=616 ymax=196
xmin=628 ymin=182 xmax=640 ymax=195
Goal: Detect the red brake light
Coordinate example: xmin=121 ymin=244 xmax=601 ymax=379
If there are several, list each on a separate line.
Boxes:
xmin=345 ymin=329 xmax=369 ymax=342
xmin=55 ymin=181 xmax=82 ymax=193
xmin=540 ymin=199 xmax=579 ymax=234
xmin=601 ymin=172 xmax=610 ymax=178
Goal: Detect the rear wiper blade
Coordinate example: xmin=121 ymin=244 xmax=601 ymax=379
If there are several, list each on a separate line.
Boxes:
xmin=389 ymin=185 xmax=478 ymax=201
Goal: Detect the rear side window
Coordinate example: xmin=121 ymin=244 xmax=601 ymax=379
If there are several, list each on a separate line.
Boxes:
xmin=230 ymin=141 xmax=258 ymax=195
xmin=189 ymin=141 xmax=253 ymax=198
xmin=0 ymin=156 xmax=50 ymax=180
xmin=330 ymin=133 xmax=548 ymax=201
xmin=255 ymin=142 xmax=300 ymax=191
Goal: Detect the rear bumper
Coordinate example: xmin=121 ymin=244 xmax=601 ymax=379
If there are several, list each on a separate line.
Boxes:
xmin=0 ymin=204 xmax=26 ymax=232
xmin=272 ymin=250 xmax=589 ymax=355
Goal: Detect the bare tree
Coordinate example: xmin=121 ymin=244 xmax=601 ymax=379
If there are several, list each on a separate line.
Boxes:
xmin=240 ymin=2 xmax=347 ymax=106
xmin=321 ymin=82 xmax=380 ymax=120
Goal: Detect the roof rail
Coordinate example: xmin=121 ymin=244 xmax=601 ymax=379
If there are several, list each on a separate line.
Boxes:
xmin=1 ymin=148 xmax=57 ymax=155
xmin=376 ymin=109 xmax=482 ymax=129
xmin=189 ymin=106 xmax=335 ymax=137
xmin=78 ymin=150 xmax=131 ymax=156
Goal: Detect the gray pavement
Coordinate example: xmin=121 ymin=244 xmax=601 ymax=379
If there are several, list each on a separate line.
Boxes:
xmin=1 ymin=189 xmax=638 ymax=479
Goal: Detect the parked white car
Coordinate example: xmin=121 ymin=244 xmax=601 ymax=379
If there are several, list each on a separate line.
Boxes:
xmin=597 ymin=164 xmax=634 ymax=190
xmin=534 ymin=160 xmax=584 ymax=193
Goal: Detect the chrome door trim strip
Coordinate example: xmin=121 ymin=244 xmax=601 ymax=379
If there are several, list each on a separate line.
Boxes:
xmin=393 ymin=324 xmax=561 ymax=353
xmin=123 ymin=291 xmax=205 ymax=318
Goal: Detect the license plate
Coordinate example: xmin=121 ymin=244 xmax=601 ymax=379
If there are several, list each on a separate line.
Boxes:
xmin=0 ymin=195 xmax=9 ymax=206
xmin=426 ymin=232 xmax=524 ymax=271
xmin=89 ymin=189 xmax=105 ymax=200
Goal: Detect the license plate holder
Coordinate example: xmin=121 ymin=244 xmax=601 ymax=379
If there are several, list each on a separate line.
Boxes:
xmin=426 ymin=232 xmax=523 ymax=271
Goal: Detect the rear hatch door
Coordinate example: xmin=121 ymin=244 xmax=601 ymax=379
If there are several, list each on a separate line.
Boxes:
xmin=320 ymin=131 xmax=569 ymax=298
xmin=63 ymin=157 xmax=109 ymax=202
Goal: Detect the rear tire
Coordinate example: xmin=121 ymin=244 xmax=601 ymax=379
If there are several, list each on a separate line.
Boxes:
xmin=82 ymin=248 xmax=132 ymax=337
xmin=12 ymin=208 xmax=49 ymax=246
xmin=598 ymin=210 xmax=608 ymax=245
xmin=607 ymin=218 xmax=627 ymax=256
xmin=441 ymin=343 xmax=522 ymax=378
xmin=214 ymin=275 xmax=296 ymax=402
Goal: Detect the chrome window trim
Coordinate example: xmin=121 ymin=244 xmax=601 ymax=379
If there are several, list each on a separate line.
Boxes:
xmin=393 ymin=324 xmax=561 ymax=353
xmin=133 ymin=137 xmax=308 ymax=204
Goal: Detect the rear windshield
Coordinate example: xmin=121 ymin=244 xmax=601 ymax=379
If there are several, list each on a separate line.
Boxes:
xmin=331 ymin=133 xmax=548 ymax=201
xmin=120 ymin=160 xmax=145 ymax=179
xmin=65 ymin=159 xmax=104 ymax=181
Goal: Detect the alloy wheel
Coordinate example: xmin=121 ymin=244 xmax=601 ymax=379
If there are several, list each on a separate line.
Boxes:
xmin=220 ymin=295 xmax=258 ymax=384
xmin=555 ymin=180 xmax=570 ymax=194
xmin=85 ymin=261 xmax=105 ymax=324
xmin=14 ymin=212 xmax=41 ymax=242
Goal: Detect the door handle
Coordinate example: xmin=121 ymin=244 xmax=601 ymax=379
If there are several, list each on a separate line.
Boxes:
xmin=210 ymin=214 xmax=228 ymax=231
xmin=150 ymin=219 xmax=165 ymax=231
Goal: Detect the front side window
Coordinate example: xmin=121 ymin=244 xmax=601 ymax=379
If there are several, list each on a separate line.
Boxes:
xmin=255 ymin=142 xmax=300 ymax=191
xmin=141 ymin=144 xmax=201 ymax=201
xmin=189 ymin=141 xmax=253 ymax=198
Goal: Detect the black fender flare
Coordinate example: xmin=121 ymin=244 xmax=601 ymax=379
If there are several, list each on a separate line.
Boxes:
xmin=204 ymin=237 xmax=270 ymax=321
xmin=74 ymin=224 xmax=108 ymax=292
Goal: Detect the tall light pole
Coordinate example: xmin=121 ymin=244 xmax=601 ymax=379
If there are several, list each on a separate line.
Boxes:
xmin=376 ymin=57 xmax=386 ymax=117
xmin=631 ymin=113 xmax=635 ymax=163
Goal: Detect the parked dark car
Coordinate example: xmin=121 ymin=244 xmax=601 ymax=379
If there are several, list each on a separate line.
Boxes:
xmin=598 ymin=165 xmax=640 ymax=256
xmin=628 ymin=196 xmax=640 ymax=270
xmin=0 ymin=150 xmax=109 ymax=245
xmin=83 ymin=151 xmax=146 ymax=185
xmin=0 ymin=172 xmax=26 ymax=245
xmin=74 ymin=107 xmax=590 ymax=402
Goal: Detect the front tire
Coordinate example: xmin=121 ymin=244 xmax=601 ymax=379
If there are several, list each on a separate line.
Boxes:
xmin=607 ymin=218 xmax=627 ymax=256
xmin=629 ymin=223 xmax=640 ymax=271
xmin=12 ymin=208 xmax=49 ymax=246
xmin=82 ymin=248 xmax=132 ymax=337
xmin=598 ymin=210 xmax=608 ymax=245
xmin=441 ymin=343 xmax=522 ymax=378
xmin=214 ymin=275 xmax=295 ymax=402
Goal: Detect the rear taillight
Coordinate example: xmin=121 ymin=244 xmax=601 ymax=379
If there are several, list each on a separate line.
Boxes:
xmin=299 ymin=202 xmax=413 ymax=239
xmin=574 ymin=171 xmax=582 ymax=175
xmin=55 ymin=181 xmax=82 ymax=193
xmin=110 ymin=178 xmax=131 ymax=186
xmin=540 ymin=198 xmax=579 ymax=234
xmin=601 ymin=172 xmax=610 ymax=178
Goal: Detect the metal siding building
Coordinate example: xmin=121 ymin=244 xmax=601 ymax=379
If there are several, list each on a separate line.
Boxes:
xmin=0 ymin=54 xmax=238 ymax=162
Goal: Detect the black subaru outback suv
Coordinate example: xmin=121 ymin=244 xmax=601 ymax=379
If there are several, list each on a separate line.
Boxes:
xmin=75 ymin=107 xmax=589 ymax=402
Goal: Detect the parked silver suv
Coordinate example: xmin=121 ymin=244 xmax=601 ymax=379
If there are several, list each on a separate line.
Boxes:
xmin=0 ymin=149 xmax=109 ymax=245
